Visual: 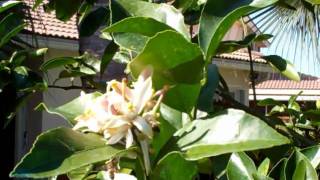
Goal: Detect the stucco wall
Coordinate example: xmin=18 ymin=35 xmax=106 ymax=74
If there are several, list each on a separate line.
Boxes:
xmin=219 ymin=67 xmax=250 ymax=105
xmin=42 ymin=48 xmax=79 ymax=131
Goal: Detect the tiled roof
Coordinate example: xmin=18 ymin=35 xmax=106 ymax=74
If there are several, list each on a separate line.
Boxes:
xmin=215 ymin=49 xmax=267 ymax=63
xmin=23 ymin=0 xmax=78 ymax=39
xmin=256 ymin=74 xmax=320 ymax=90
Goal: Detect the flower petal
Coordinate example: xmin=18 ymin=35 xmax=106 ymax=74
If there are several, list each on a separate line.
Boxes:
xmin=126 ymin=129 xmax=134 ymax=148
xmin=133 ymin=117 xmax=153 ymax=138
xmin=132 ymin=77 xmax=153 ymax=114
xmin=100 ymin=171 xmax=137 ymax=180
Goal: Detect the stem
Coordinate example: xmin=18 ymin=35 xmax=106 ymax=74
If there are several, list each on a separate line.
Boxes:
xmin=48 ymin=85 xmax=96 ymax=90
xmin=248 ymin=45 xmax=257 ymax=107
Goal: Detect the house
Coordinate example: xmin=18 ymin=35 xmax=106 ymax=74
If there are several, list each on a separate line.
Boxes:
xmin=13 ymin=0 xmax=273 ymax=168
xmin=249 ymin=73 xmax=320 ymax=111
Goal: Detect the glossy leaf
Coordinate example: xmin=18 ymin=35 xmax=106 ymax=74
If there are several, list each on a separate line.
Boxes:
xmin=286 ymin=150 xmax=318 ymax=180
xmin=100 ymin=41 xmax=119 ymax=75
xmin=129 ymin=30 xmax=203 ymax=85
xmin=316 ymin=100 xmax=320 ymax=109
xmin=172 ymin=0 xmax=198 ymax=12
xmin=36 ymin=92 xmax=102 ymax=125
xmin=268 ymin=158 xmax=288 ymax=180
xmin=262 ymin=55 xmax=300 ymax=82
xmin=79 ymin=7 xmax=109 ymax=37
xmin=40 ymin=57 xmax=78 ymax=71
xmin=54 ymin=0 xmax=82 ymax=21
xmin=114 ymin=0 xmax=190 ymax=39
xmin=257 ymin=98 xmax=283 ymax=106
xmin=113 ymin=32 xmax=148 ymax=52
xmin=305 ymin=0 xmax=320 ymax=5
xmin=103 ymin=17 xmax=174 ymax=37
xmin=10 ymin=127 xmax=129 ymax=178
xmin=197 ymin=64 xmax=219 ymax=112
xmin=301 ymin=145 xmax=320 ymax=168
xmin=176 ymin=109 xmax=290 ymax=160
xmin=163 ymin=83 xmax=201 ymax=113
xmin=151 ymin=152 xmax=197 ymax=180
xmin=0 ymin=13 xmax=25 ymax=47
xmin=67 ymin=165 xmax=93 ymax=180
xmin=292 ymin=160 xmax=306 ymax=180
xmin=227 ymin=152 xmax=256 ymax=180
xmin=199 ymin=0 xmax=278 ymax=61
xmin=130 ymin=30 xmax=204 ymax=112
xmin=258 ymin=158 xmax=271 ymax=176
xmin=0 ymin=0 xmax=21 ymax=13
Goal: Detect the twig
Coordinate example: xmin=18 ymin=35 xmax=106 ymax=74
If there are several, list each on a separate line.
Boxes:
xmin=248 ymin=46 xmax=257 ymax=106
xmin=48 ymin=85 xmax=96 ymax=90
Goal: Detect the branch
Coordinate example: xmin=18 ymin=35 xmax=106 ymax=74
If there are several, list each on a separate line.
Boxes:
xmin=217 ymin=89 xmax=317 ymax=146
xmin=48 ymin=85 xmax=97 ymax=90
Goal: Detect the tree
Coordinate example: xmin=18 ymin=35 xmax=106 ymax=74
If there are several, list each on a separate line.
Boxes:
xmin=3 ymin=0 xmax=320 ymax=179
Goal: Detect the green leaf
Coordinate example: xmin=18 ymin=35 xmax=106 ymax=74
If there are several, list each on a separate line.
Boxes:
xmin=103 ymin=17 xmax=175 ymax=37
xmin=10 ymin=127 xmax=130 ymax=178
xmin=79 ymin=7 xmax=109 ymax=37
xmin=197 ymin=64 xmax=219 ymax=112
xmin=151 ymin=116 xmax=177 ymax=160
xmin=262 ymin=55 xmax=300 ymax=82
xmin=114 ymin=0 xmax=190 ymax=39
xmin=258 ymin=158 xmax=270 ymax=176
xmin=160 ymin=103 xmax=187 ymax=130
xmin=13 ymin=66 xmax=47 ymax=92
xmin=216 ymin=33 xmax=257 ymax=54
xmin=227 ymin=152 xmax=257 ymax=180
xmin=0 ymin=13 xmax=25 ymax=47
xmin=212 ymin=153 xmax=231 ymax=179
xmin=254 ymin=34 xmax=273 ymax=42
xmin=301 ymin=145 xmax=320 ymax=168
xmin=163 ymin=83 xmax=201 ymax=113
xmin=288 ymin=91 xmax=301 ymax=106
xmin=113 ymin=32 xmax=148 ymax=52
xmin=53 ymin=0 xmax=82 ymax=21
xmin=67 ymin=165 xmax=93 ymax=180
xmin=0 ymin=0 xmax=21 ymax=13
xmin=176 ymin=109 xmax=290 ymax=160
xmin=305 ymin=0 xmax=320 ymax=5
xmin=199 ymin=0 xmax=277 ymax=61
xmin=130 ymin=30 xmax=204 ymax=112
xmin=40 ymin=57 xmax=78 ymax=71
xmin=303 ymin=110 xmax=320 ymax=121
xmin=35 ymin=92 xmax=102 ymax=125
xmin=129 ymin=31 xmax=203 ymax=86
xmin=100 ymin=41 xmax=119 ymax=75
xmin=172 ymin=0 xmax=198 ymax=12
xmin=151 ymin=152 xmax=197 ymax=180
xmin=257 ymin=98 xmax=283 ymax=106
xmin=316 ymin=100 xmax=320 ymax=110
xmin=292 ymin=160 xmax=306 ymax=180
xmin=269 ymin=158 xmax=288 ymax=180
xmin=286 ymin=150 xmax=318 ymax=180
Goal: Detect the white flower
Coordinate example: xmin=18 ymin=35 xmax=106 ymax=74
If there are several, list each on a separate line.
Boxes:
xmin=73 ymin=67 xmax=164 ymax=148
xmin=99 ymin=171 xmax=137 ymax=180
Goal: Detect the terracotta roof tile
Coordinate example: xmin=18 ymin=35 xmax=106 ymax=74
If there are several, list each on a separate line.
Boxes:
xmin=256 ymin=74 xmax=320 ymax=90
xmin=23 ymin=0 xmax=78 ymax=39
xmin=215 ymin=49 xmax=266 ymax=63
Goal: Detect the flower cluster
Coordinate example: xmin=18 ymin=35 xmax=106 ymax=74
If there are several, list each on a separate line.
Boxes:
xmin=73 ymin=67 xmax=164 ymax=148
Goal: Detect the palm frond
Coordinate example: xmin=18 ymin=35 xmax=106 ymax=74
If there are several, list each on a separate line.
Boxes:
xmin=248 ymin=0 xmax=320 ymax=77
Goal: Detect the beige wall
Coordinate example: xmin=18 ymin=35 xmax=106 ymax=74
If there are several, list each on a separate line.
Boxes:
xmin=219 ymin=67 xmax=251 ymax=105
xmin=42 ymin=48 xmax=80 ymax=131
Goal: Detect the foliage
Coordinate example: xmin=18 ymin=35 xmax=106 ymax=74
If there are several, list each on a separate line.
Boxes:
xmin=3 ymin=0 xmax=320 ymax=179
xmin=0 ymin=0 xmax=47 ymax=128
